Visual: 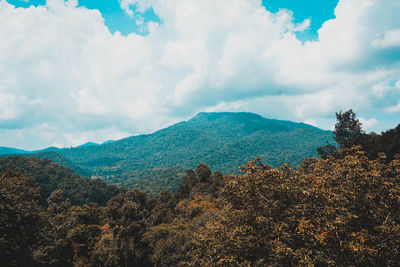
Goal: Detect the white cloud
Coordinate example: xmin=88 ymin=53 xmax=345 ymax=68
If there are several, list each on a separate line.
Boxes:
xmin=372 ymin=29 xmax=400 ymax=48
xmin=304 ymin=119 xmax=318 ymax=127
xmin=0 ymin=0 xmax=400 ymax=149
xmin=120 ymin=0 xmax=153 ymax=14
xmin=386 ymin=102 xmax=400 ymax=113
xmin=359 ymin=117 xmax=379 ymax=131
xmin=274 ymin=9 xmax=310 ymax=32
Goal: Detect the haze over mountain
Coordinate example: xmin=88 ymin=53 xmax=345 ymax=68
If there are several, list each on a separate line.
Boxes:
xmin=13 ymin=112 xmax=333 ymax=193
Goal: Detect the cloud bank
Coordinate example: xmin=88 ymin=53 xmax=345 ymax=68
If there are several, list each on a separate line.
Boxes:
xmin=0 ymin=0 xmax=399 ymax=149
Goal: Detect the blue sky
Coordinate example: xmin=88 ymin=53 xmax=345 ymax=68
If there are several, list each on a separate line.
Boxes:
xmin=8 ymin=0 xmax=338 ymax=38
xmin=262 ymin=0 xmax=339 ymax=41
xmin=1 ymin=0 xmax=399 ymax=149
xmin=7 ymin=0 xmax=160 ymax=35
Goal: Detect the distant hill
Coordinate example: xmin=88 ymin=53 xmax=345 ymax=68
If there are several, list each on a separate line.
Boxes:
xmin=0 ymin=147 xmax=29 ymax=155
xmin=76 ymin=142 xmax=98 ymax=148
xmin=33 ymin=146 xmax=62 ymax=153
xmin=102 ymin=140 xmax=115 ymax=145
xmin=0 ymin=156 xmax=123 ymax=205
xmin=28 ymin=112 xmax=334 ymax=193
xmin=0 ymin=146 xmax=62 ymax=156
xmin=0 ymin=141 xmax=112 ymax=156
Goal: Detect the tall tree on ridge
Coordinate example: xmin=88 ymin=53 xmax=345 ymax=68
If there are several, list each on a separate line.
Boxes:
xmin=333 ymin=109 xmax=364 ymax=148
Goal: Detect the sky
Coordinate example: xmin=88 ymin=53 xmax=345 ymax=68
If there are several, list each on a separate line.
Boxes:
xmin=0 ymin=0 xmax=399 ymax=150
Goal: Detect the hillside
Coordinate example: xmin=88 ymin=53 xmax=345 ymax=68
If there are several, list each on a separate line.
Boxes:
xmin=0 ymin=156 xmax=123 ymax=205
xmin=28 ymin=112 xmax=333 ymax=193
xmin=0 ymin=146 xmax=61 ymax=156
xmin=0 ymin=147 xmax=29 ymax=155
xmin=2 ymin=147 xmax=400 ymax=266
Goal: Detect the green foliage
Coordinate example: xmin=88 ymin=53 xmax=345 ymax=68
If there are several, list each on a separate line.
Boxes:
xmin=144 ymin=195 xmax=223 ymax=266
xmin=0 ymin=170 xmax=44 ymax=266
xmin=318 ymin=109 xmax=400 ymax=162
xmin=142 ymin=218 xmax=194 ymax=266
xmin=189 ymin=148 xmax=400 ymax=265
xmin=102 ymin=167 xmax=185 ymax=195
xmin=316 ymin=141 xmax=338 ymax=159
xmin=175 ymin=169 xmax=198 ymax=200
xmin=2 ymin=129 xmax=400 ymax=266
xmin=0 ymin=146 xmax=29 ymax=155
xmin=363 ymin=123 xmax=400 ymax=161
xmin=0 ymin=156 xmax=123 ymax=206
xmin=333 ymin=109 xmax=364 ymax=148
xmin=196 ymin=163 xmax=211 ymax=183
xmin=30 ymin=112 xmax=333 ymax=193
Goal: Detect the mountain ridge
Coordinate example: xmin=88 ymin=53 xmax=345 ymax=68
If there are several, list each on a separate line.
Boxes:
xmin=1 ymin=112 xmax=334 ymax=193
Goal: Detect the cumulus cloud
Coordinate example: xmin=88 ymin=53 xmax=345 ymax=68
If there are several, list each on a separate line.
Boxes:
xmin=0 ymin=0 xmax=399 ymax=149
xmin=372 ymin=29 xmax=400 ymax=49
xmin=359 ymin=117 xmax=379 ymax=131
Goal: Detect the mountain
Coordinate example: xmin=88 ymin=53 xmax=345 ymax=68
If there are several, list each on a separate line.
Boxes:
xmin=0 ymin=142 xmax=108 ymax=156
xmin=76 ymin=142 xmax=99 ymax=148
xmin=33 ymin=146 xmax=62 ymax=153
xmin=27 ymin=112 xmax=333 ymax=193
xmin=0 ymin=146 xmax=62 ymax=156
xmin=0 ymin=147 xmax=30 ymax=155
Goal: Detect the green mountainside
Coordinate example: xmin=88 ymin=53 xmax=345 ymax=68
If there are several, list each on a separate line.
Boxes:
xmin=0 ymin=146 xmax=61 ymax=156
xmin=0 ymin=147 xmax=30 ymax=155
xmin=26 ymin=112 xmax=333 ymax=193
xmin=0 ymin=156 xmax=123 ymax=206
xmin=3 ymin=110 xmax=400 ymax=266
xmin=2 ymin=122 xmax=400 ymax=266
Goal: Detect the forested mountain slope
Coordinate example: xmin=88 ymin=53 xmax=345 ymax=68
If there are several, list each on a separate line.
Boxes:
xmin=0 ymin=156 xmax=123 ymax=205
xmin=2 ymin=147 xmax=400 ymax=266
xmin=31 ymin=112 xmax=333 ymax=192
xmin=0 ymin=147 xmax=29 ymax=155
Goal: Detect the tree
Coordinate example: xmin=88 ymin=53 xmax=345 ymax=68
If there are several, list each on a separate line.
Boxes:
xmin=195 ymin=163 xmax=211 ymax=183
xmin=188 ymin=150 xmax=400 ymax=265
xmin=318 ymin=110 xmax=400 ymax=161
xmin=316 ymin=142 xmax=338 ymax=159
xmin=378 ymin=124 xmax=400 ymax=161
xmin=175 ymin=169 xmax=198 ymax=199
xmin=0 ymin=170 xmax=44 ymax=266
xmin=333 ymin=109 xmax=364 ymax=148
xmin=317 ymin=109 xmax=364 ymax=158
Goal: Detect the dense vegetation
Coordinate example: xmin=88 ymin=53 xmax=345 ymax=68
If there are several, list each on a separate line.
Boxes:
xmin=2 ymin=110 xmax=399 ymax=266
xmin=0 ymin=156 xmax=123 ymax=206
xmin=0 ymin=146 xmax=29 ymax=155
xmin=101 ymin=167 xmax=186 ymax=194
xmin=31 ymin=112 xmax=333 ymax=193
xmin=0 ymin=146 xmax=61 ymax=156
xmin=1 ymin=145 xmax=400 ymax=266
xmin=318 ymin=109 xmax=400 ymax=162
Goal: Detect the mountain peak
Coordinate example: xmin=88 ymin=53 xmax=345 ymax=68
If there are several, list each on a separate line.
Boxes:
xmin=190 ymin=112 xmax=263 ymax=121
xmin=76 ymin=142 xmax=98 ymax=148
xmin=187 ymin=111 xmax=316 ymax=133
xmin=22 ymin=111 xmax=333 ymax=193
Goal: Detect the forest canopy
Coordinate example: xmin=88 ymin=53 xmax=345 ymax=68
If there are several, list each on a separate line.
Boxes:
xmin=1 ymin=110 xmax=399 ymax=266
xmin=1 ymin=147 xmax=400 ymax=266
xmin=318 ymin=109 xmax=400 ymax=162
